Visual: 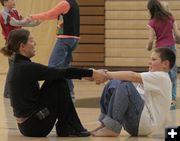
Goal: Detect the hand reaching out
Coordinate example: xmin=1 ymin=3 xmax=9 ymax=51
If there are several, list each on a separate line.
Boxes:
xmin=146 ymin=45 xmax=153 ymax=51
xmin=84 ymin=69 xmax=109 ymax=84
xmin=25 ymin=16 xmax=41 ymax=24
xmin=92 ymin=69 xmax=108 ymax=84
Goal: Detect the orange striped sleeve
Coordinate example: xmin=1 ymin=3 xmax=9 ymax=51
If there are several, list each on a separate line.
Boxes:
xmin=31 ymin=1 xmax=70 ymax=20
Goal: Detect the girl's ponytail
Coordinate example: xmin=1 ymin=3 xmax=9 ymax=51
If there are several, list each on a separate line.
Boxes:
xmin=0 ymin=44 xmax=14 ymax=57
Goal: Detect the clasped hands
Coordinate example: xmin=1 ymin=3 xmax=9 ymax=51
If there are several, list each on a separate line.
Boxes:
xmin=84 ymin=69 xmax=110 ymax=85
xmin=23 ymin=16 xmax=41 ymax=24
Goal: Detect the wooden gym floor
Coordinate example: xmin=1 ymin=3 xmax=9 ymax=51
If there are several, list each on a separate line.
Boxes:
xmin=0 ymin=73 xmax=180 ymax=141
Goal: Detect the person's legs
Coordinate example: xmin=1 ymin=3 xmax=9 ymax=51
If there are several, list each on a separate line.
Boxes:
xmin=93 ymin=80 xmax=144 ymax=137
xmin=91 ymin=81 xmax=117 ymax=134
xmin=43 ymin=79 xmax=89 ymax=137
xmin=39 ymin=79 xmax=84 ymax=136
xmin=122 ymin=83 xmax=145 ymax=136
xmin=17 ymin=80 xmax=60 ymax=137
xmin=48 ymin=38 xmax=79 ymax=102
xmin=3 ymin=75 xmax=9 ymax=98
xmin=64 ymin=38 xmax=79 ymax=102
xmin=99 ymin=80 xmax=125 ymax=121
xmin=169 ymin=63 xmax=177 ymax=110
xmin=18 ymin=79 xmax=90 ymax=137
xmin=52 ymin=79 xmax=90 ymax=137
xmin=167 ymin=46 xmax=177 ymax=110
xmin=4 ymin=58 xmax=13 ymax=98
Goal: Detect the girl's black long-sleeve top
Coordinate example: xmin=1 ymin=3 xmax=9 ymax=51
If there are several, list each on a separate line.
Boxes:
xmin=7 ymin=54 xmax=93 ymax=117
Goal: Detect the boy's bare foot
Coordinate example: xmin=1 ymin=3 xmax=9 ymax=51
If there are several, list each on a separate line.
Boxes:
xmin=91 ymin=127 xmax=119 ymax=137
xmin=90 ymin=124 xmax=105 ymax=134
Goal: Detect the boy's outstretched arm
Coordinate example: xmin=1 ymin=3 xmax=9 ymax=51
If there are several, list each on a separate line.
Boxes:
xmin=106 ymin=71 xmax=143 ymax=83
xmin=10 ymin=17 xmax=40 ymax=27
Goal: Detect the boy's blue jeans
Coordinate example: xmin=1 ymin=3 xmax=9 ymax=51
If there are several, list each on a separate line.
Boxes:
xmin=167 ymin=45 xmax=177 ymax=101
xmin=99 ymin=80 xmax=144 ymax=135
xmin=48 ymin=38 xmax=79 ymax=99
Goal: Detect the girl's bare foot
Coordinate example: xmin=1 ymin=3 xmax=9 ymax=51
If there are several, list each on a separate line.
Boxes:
xmin=91 ymin=127 xmax=119 ymax=137
xmin=90 ymin=124 xmax=105 ymax=134
xmin=170 ymin=100 xmax=176 ymax=110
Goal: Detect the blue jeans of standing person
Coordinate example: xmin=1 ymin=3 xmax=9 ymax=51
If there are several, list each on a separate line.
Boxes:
xmin=99 ymin=80 xmax=144 ymax=136
xmin=48 ymin=38 xmax=79 ymax=101
xmin=166 ymin=45 xmax=177 ymax=101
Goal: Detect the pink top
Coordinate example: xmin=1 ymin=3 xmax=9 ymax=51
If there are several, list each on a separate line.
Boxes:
xmin=148 ymin=16 xmax=175 ymax=47
xmin=31 ymin=0 xmax=79 ymax=39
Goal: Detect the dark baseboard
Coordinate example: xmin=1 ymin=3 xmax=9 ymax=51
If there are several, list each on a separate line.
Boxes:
xmin=75 ymin=97 xmax=180 ymax=109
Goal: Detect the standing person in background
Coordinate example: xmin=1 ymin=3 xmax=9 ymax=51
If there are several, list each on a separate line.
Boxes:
xmin=0 ymin=0 xmax=40 ymax=98
xmin=30 ymin=0 xmax=80 ymax=102
xmin=146 ymin=0 xmax=180 ymax=110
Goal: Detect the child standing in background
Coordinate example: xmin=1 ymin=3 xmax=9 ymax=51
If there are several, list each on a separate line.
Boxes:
xmin=0 ymin=0 xmax=40 ymax=40
xmin=30 ymin=0 xmax=80 ymax=102
xmin=0 ymin=0 xmax=40 ymax=98
xmin=146 ymin=0 xmax=180 ymax=110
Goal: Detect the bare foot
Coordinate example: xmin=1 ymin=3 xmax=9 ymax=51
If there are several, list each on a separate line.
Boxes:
xmin=170 ymin=100 xmax=176 ymax=110
xmin=91 ymin=127 xmax=119 ymax=137
xmin=90 ymin=124 xmax=105 ymax=134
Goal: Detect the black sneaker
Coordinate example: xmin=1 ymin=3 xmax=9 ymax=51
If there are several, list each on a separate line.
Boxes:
xmin=58 ymin=128 xmax=90 ymax=137
xmin=4 ymin=93 xmax=10 ymax=98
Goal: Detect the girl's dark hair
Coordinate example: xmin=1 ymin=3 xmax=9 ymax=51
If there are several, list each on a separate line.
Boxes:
xmin=0 ymin=29 xmax=30 ymax=57
xmin=0 ymin=0 xmax=7 ymax=6
xmin=155 ymin=47 xmax=175 ymax=69
xmin=147 ymin=0 xmax=172 ymax=21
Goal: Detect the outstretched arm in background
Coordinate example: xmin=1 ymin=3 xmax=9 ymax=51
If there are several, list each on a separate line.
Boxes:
xmin=30 ymin=1 xmax=70 ymax=21
xmin=10 ymin=17 xmax=40 ymax=27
